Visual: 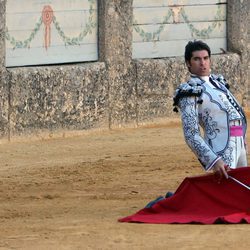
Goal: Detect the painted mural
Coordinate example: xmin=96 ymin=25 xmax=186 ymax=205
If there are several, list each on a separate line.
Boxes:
xmin=133 ymin=0 xmax=227 ymax=59
xmin=5 ymin=0 xmax=98 ymax=67
xmin=5 ymin=0 xmax=228 ymax=66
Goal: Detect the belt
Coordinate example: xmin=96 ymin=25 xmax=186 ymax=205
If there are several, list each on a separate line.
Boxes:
xmin=230 ymin=125 xmax=243 ymax=137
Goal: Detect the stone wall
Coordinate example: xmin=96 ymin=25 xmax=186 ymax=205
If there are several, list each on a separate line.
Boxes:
xmin=0 ymin=0 xmax=249 ymax=139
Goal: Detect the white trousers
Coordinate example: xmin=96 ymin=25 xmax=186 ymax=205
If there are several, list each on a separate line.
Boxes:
xmin=223 ymin=120 xmax=248 ymax=169
xmin=227 ymin=136 xmax=248 ymax=169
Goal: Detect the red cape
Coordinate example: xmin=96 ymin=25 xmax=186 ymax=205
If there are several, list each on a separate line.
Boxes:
xmin=119 ymin=167 xmax=250 ymax=224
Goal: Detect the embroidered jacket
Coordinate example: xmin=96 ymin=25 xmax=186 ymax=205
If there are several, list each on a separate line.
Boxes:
xmin=173 ymin=74 xmax=247 ymax=170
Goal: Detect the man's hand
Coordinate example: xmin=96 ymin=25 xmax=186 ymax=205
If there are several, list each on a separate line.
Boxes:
xmin=212 ymin=159 xmax=229 ymax=180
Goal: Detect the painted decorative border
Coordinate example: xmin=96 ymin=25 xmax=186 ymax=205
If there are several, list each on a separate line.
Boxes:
xmin=133 ymin=2 xmax=224 ymax=42
xmin=5 ymin=0 xmax=97 ymax=49
xmin=133 ymin=9 xmax=173 ymax=42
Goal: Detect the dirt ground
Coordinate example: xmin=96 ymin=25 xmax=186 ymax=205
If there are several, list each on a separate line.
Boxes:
xmin=1 ymin=116 xmax=250 ymax=250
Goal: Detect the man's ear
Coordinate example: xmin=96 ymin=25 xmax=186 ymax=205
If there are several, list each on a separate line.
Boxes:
xmin=186 ymin=60 xmax=191 ymax=68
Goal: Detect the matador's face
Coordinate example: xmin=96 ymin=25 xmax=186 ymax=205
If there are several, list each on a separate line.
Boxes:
xmin=186 ymin=50 xmax=211 ymax=77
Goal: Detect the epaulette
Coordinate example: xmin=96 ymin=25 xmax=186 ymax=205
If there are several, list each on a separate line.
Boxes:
xmin=173 ymin=80 xmax=203 ymax=112
xmin=211 ymin=74 xmax=230 ymax=89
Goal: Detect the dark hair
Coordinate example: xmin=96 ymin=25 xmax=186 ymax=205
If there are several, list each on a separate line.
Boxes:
xmin=184 ymin=40 xmax=211 ymax=62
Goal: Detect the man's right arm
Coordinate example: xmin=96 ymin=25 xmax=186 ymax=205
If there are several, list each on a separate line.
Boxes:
xmin=178 ymin=96 xmax=223 ymax=172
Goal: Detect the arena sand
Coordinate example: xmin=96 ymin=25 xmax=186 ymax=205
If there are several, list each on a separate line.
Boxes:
xmin=1 ymin=115 xmax=250 ymax=250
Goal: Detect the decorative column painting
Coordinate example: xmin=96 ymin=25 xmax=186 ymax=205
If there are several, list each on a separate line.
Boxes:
xmin=133 ymin=0 xmax=227 ymax=59
xmin=5 ymin=0 xmax=98 ymax=67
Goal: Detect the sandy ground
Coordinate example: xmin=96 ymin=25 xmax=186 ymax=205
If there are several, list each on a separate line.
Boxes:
xmin=1 ymin=117 xmax=250 ymax=250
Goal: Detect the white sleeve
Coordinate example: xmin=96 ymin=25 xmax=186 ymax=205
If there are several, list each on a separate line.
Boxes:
xmin=178 ymin=96 xmax=221 ymax=171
